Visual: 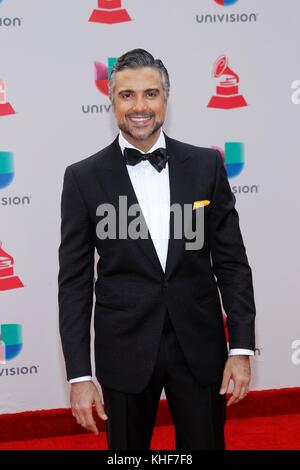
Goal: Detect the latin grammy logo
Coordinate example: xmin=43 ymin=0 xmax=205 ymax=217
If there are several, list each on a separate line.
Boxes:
xmin=0 ymin=241 xmax=23 ymax=291
xmin=0 ymin=80 xmax=16 ymax=116
xmin=207 ymin=55 xmax=248 ymax=109
xmin=89 ymin=0 xmax=132 ymax=24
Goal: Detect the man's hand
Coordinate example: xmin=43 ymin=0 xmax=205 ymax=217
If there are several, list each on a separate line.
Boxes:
xmin=70 ymin=381 xmax=108 ymax=434
xmin=219 ymin=355 xmax=251 ymax=406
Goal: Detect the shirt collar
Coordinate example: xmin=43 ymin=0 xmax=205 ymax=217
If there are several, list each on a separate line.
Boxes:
xmin=118 ymin=128 xmax=166 ymax=156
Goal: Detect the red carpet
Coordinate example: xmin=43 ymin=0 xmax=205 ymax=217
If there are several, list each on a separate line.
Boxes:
xmin=1 ymin=388 xmax=300 ymax=450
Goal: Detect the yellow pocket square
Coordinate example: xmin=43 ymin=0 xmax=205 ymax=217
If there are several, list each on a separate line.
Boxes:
xmin=193 ymin=200 xmax=211 ymax=210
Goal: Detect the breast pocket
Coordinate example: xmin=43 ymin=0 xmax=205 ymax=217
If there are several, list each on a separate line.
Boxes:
xmin=185 ymin=201 xmax=211 ymax=251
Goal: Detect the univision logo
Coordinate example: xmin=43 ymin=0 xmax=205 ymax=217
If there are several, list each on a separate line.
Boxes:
xmin=0 ymin=0 xmax=23 ymax=26
xmin=0 ymin=324 xmax=22 ymax=364
xmin=214 ymin=0 xmax=239 ymax=5
xmin=0 ymin=17 xmax=22 ymax=27
xmin=95 ymin=57 xmax=117 ymax=96
xmin=0 ymin=324 xmax=39 ymax=376
xmin=81 ymin=58 xmax=117 ymax=114
xmin=213 ymin=143 xmax=259 ymax=194
xmin=0 ymin=152 xmax=32 ymax=206
xmin=196 ymin=0 xmax=257 ymax=24
xmin=0 ymin=0 xmax=23 ymax=27
xmin=213 ymin=142 xmax=245 ymax=178
xmin=0 ymin=151 xmax=14 ymax=188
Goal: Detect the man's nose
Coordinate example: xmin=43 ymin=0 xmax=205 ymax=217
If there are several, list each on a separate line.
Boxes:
xmin=132 ymin=96 xmax=148 ymax=113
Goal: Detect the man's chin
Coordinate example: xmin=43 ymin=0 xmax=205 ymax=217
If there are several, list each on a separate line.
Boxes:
xmin=120 ymin=124 xmax=163 ymax=142
xmin=130 ymin=132 xmax=154 ymax=142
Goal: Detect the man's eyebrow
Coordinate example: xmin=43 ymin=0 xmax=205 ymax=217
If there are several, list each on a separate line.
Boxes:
xmin=144 ymin=88 xmax=160 ymax=93
xmin=118 ymin=89 xmax=134 ymax=94
xmin=118 ymin=88 xmax=160 ymax=94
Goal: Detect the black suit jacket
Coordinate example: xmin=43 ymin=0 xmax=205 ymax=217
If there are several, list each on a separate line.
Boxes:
xmin=58 ymin=134 xmax=255 ymax=393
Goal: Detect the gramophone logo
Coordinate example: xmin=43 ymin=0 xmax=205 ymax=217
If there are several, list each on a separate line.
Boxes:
xmin=214 ymin=0 xmax=239 ymax=5
xmin=0 ymin=324 xmax=22 ymax=364
xmin=207 ymin=55 xmax=248 ymax=109
xmin=95 ymin=58 xmax=118 ymax=96
xmin=0 ymin=80 xmax=16 ymax=116
xmin=0 ymin=152 xmax=14 ymax=189
xmin=0 ymin=241 xmax=24 ymax=291
xmin=212 ymin=143 xmax=245 ymax=178
xmin=89 ymin=0 xmax=132 ymax=24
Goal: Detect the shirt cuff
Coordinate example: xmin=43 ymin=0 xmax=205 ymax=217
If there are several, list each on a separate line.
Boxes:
xmin=228 ymin=349 xmax=254 ymax=356
xmin=69 ymin=376 xmax=93 ymax=383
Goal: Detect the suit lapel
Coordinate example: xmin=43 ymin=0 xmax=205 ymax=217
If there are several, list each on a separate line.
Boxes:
xmin=96 ymin=137 xmax=164 ymax=273
xmin=164 ymin=135 xmax=194 ymax=279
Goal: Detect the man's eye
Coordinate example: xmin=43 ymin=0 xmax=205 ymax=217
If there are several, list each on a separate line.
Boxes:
xmin=121 ymin=93 xmax=132 ymax=99
xmin=147 ymin=91 xmax=157 ymax=98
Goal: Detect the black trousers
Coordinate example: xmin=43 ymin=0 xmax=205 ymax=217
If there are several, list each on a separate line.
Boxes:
xmin=102 ymin=312 xmax=226 ymax=450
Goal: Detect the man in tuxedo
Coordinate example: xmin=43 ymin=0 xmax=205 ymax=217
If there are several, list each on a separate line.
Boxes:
xmin=58 ymin=49 xmax=256 ymax=450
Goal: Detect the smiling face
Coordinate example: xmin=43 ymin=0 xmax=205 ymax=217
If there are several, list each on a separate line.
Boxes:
xmin=111 ymin=67 xmax=167 ymax=152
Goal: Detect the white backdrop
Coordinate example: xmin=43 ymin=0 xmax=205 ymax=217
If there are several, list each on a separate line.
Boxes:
xmin=1 ymin=0 xmax=300 ymax=413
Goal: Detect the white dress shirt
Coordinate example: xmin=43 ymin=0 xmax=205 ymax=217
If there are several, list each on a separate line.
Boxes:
xmin=69 ymin=130 xmax=253 ymax=384
xmin=119 ymin=129 xmax=170 ymax=272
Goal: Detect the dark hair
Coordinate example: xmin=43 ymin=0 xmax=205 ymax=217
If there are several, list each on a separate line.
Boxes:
xmin=109 ymin=48 xmax=170 ymax=104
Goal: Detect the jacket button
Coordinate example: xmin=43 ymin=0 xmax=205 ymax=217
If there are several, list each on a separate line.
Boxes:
xmin=163 ymin=281 xmax=169 ymax=289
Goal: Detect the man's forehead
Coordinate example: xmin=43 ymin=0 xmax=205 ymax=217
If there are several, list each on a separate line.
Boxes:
xmin=114 ymin=67 xmax=163 ymax=89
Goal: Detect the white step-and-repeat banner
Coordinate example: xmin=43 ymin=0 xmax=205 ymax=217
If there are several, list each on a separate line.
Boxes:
xmin=1 ymin=0 xmax=299 ymax=413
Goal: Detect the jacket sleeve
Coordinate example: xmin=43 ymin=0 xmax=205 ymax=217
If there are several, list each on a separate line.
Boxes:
xmin=58 ymin=165 xmax=95 ymax=380
xmin=210 ymin=150 xmax=256 ymax=350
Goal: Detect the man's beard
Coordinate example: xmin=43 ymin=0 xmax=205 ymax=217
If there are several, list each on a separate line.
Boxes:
xmin=118 ymin=118 xmax=164 ymax=141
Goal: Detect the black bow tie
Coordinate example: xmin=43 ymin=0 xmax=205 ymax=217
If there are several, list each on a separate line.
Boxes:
xmin=124 ymin=147 xmax=169 ymax=173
